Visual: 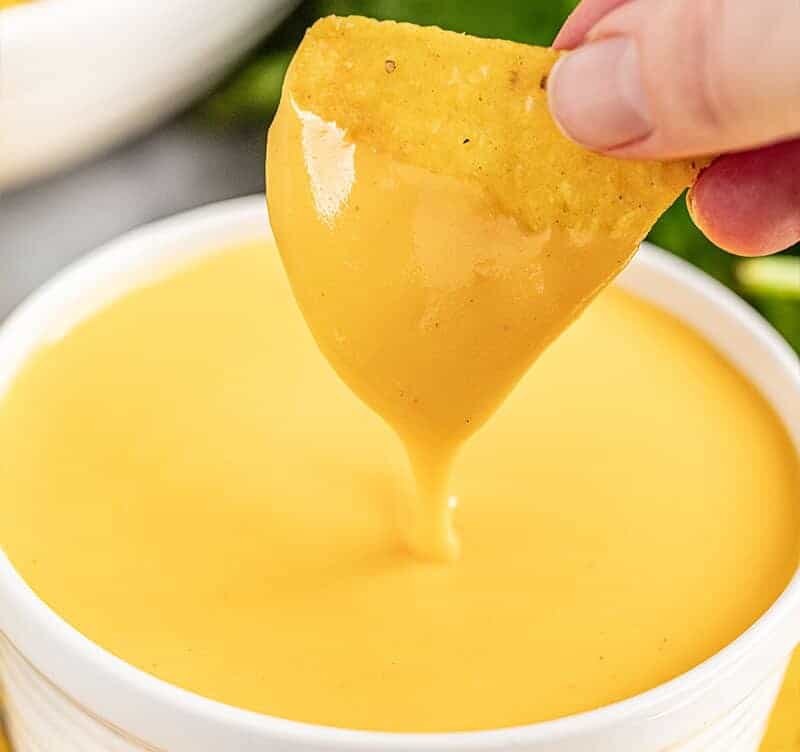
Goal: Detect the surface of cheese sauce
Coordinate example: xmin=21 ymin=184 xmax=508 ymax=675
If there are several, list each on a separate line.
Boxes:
xmin=0 ymin=241 xmax=797 ymax=732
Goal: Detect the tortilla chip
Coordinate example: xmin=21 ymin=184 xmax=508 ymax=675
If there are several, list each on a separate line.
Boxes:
xmin=287 ymin=15 xmax=701 ymax=240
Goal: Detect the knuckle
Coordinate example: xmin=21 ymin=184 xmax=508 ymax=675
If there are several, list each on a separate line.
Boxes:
xmin=637 ymin=0 xmax=733 ymax=136
xmin=688 ymin=0 xmax=740 ymax=132
xmin=685 ymin=0 xmax=733 ymax=131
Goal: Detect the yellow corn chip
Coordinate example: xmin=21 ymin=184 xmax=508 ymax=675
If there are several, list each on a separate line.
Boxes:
xmin=287 ymin=15 xmax=701 ymax=240
xmin=268 ymin=16 xmax=706 ymax=557
xmin=268 ymin=15 xmax=704 ymax=448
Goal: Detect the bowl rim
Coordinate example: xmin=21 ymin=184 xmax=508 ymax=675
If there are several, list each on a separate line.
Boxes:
xmin=0 ymin=194 xmax=797 ymax=751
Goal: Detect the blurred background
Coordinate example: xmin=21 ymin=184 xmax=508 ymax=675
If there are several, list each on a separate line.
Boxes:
xmin=1 ymin=0 xmax=798 ymax=351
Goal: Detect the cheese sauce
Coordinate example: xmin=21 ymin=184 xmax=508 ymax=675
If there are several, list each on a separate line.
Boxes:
xmin=0 ymin=241 xmax=796 ymax=731
xmin=268 ymin=98 xmax=678 ymax=559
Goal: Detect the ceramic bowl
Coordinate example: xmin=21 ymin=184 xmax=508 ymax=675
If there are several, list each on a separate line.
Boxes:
xmin=0 ymin=196 xmax=797 ymax=751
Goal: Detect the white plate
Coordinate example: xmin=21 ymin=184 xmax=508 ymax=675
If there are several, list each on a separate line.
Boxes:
xmin=0 ymin=0 xmax=298 ymax=190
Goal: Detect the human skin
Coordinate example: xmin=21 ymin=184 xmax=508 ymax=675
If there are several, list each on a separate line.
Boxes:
xmin=548 ymin=0 xmax=800 ymax=256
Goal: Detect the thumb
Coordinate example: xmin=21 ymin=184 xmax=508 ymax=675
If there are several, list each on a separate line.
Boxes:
xmin=547 ymin=0 xmax=800 ymax=159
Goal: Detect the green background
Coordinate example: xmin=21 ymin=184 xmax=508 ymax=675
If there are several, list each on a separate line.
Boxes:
xmin=200 ymin=0 xmax=799 ymax=352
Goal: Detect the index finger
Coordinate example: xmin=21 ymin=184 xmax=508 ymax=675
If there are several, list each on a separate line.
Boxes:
xmin=553 ymin=0 xmax=634 ymax=49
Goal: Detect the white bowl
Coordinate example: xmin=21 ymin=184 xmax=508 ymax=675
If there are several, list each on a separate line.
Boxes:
xmin=0 ymin=196 xmax=797 ymax=751
xmin=0 ymin=0 xmax=298 ymax=190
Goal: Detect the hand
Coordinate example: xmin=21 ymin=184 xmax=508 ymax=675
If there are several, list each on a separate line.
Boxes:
xmin=548 ymin=0 xmax=800 ymax=256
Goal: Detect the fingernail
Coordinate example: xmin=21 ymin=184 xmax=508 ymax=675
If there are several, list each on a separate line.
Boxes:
xmin=548 ymin=37 xmax=653 ymax=151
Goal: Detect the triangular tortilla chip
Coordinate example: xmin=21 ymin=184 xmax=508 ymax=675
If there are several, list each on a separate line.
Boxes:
xmin=285 ymin=16 xmax=700 ymax=239
xmin=267 ymin=16 xmax=701 ymax=556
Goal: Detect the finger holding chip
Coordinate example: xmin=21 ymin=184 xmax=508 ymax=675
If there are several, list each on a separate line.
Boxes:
xmin=549 ymin=0 xmax=800 ymax=255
